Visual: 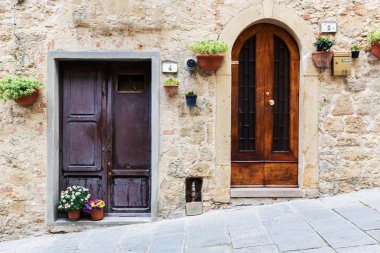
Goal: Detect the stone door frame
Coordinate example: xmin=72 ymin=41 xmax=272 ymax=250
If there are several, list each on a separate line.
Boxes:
xmin=46 ymin=51 xmax=160 ymax=224
xmin=214 ymin=1 xmax=319 ymax=201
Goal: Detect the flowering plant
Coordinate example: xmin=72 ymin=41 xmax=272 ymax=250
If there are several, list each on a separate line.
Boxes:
xmin=83 ymin=199 xmax=106 ymax=213
xmin=58 ymin=186 xmax=90 ymax=212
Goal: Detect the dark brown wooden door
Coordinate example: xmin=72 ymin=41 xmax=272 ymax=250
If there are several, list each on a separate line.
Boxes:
xmin=60 ymin=62 xmax=151 ymax=216
xmin=231 ymin=24 xmax=299 ymax=187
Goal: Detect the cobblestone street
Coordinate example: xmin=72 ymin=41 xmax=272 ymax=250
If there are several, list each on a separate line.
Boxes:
xmin=1 ymin=189 xmax=380 ymax=252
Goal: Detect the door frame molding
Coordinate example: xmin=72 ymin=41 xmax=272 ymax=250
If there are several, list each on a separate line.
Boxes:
xmin=46 ymin=51 xmax=160 ymax=225
xmin=215 ymin=2 xmax=320 ymax=202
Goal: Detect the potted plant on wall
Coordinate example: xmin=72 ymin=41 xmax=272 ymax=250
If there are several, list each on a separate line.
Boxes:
xmin=185 ymin=90 xmax=197 ymax=107
xmin=368 ymin=30 xmax=380 ymax=59
xmin=190 ymin=40 xmax=228 ymax=72
xmin=58 ymin=186 xmax=90 ymax=221
xmin=312 ymin=36 xmax=335 ymax=69
xmin=351 ymin=43 xmax=360 ymax=58
xmin=83 ymin=199 xmax=106 ymax=221
xmin=0 ymin=76 xmax=44 ymax=107
xmin=163 ymin=78 xmax=180 ymax=96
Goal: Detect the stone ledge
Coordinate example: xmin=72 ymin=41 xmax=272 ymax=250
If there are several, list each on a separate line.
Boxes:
xmin=230 ymin=188 xmax=305 ymax=198
xmin=54 ymin=216 xmax=153 ymax=226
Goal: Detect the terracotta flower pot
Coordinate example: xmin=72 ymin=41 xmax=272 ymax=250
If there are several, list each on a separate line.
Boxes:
xmin=185 ymin=95 xmax=197 ymax=107
xmin=13 ymin=90 xmax=39 ymax=107
xmin=371 ymin=42 xmax=380 ymax=59
xmin=195 ymin=53 xmax=225 ymax=72
xmin=90 ymin=208 xmax=104 ymax=221
xmin=163 ymin=86 xmax=179 ymax=96
xmin=312 ymin=51 xmax=333 ymax=69
xmin=67 ymin=209 xmax=81 ymax=221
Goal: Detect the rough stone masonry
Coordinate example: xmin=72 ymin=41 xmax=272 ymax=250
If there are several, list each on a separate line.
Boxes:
xmin=0 ymin=0 xmax=379 ymax=242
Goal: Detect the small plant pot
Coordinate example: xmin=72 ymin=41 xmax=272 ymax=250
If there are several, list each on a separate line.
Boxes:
xmin=90 ymin=208 xmax=104 ymax=221
xmin=312 ymin=51 xmax=333 ymax=69
xmin=371 ymin=43 xmax=380 ymax=59
xmin=351 ymin=51 xmax=360 ymax=58
xmin=13 ymin=90 xmax=39 ymax=107
xmin=185 ymin=95 xmax=197 ymax=107
xmin=163 ymin=85 xmax=179 ymax=96
xmin=67 ymin=210 xmax=81 ymax=221
xmin=195 ymin=54 xmax=225 ymax=72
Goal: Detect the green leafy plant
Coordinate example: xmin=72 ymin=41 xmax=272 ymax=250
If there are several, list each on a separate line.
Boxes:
xmin=186 ymin=90 xmax=196 ymax=96
xmin=163 ymin=78 xmax=179 ymax=86
xmin=351 ymin=43 xmax=360 ymax=51
xmin=313 ymin=36 xmax=335 ymax=51
xmin=0 ymin=76 xmax=44 ymax=100
xmin=190 ymin=40 xmax=228 ymax=54
xmin=58 ymin=186 xmax=90 ymax=212
xmin=367 ymin=30 xmax=380 ymax=44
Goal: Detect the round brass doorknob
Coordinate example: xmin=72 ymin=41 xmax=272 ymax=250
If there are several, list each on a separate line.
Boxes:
xmin=268 ymin=99 xmax=275 ymax=106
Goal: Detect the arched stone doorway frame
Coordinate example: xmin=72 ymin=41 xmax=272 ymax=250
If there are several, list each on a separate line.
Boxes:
xmin=214 ymin=1 xmax=319 ymax=202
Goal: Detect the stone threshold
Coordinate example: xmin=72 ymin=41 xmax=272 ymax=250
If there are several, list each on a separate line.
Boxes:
xmin=230 ymin=188 xmax=305 ymax=198
xmin=55 ymin=216 xmax=153 ymax=226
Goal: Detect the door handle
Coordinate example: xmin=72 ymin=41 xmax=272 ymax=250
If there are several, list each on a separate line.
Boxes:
xmin=268 ymin=99 xmax=275 ymax=106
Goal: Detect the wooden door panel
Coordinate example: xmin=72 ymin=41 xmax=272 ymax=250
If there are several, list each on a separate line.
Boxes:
xmin=62 ymin=68 xmax=103 ymax=172
xmin=231 ymin=163 xmax=264 ymax=186
xmin=108 ymin=62 xmax=151 ymax=213
xmin=64 ymin=176 xmax=103 ymax=200
xmin=264 ymin=163 xmax=298 ymax=187
xmin=231 ymin=24 xmax=299 ymax=187
xmin=111 ymin=177 xmax=149 ymax=209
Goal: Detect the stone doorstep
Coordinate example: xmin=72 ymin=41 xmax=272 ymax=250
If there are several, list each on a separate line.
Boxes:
xmin=55 ymin=216 xmax=153 ymax=226
xmin=230 ymin=188 xmax=305 ymax=198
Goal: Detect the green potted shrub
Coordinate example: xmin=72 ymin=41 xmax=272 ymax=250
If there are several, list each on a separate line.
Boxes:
xmin=163 ymin=78 xmax=179 ymax=96
xmin=185 ymin=90 xmax=197 ymax=107
xmin=351 ymin=43 xmax=360 ymax=58
xmin=0 ymin=76 xmax=44 ymax=107
xmin=368 ymin=30 xmax=380 ymax=59
xmin=58 ymin=186 xmax=90 ymax=221
xmin=190 ymin=40 xmax=228 ymax=72
xmin=312 ymin=36 xmax=335 ymax=69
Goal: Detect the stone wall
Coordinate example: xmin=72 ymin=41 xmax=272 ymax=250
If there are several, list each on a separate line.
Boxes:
xmin=0 ymin=0 xmax=379 ymax=241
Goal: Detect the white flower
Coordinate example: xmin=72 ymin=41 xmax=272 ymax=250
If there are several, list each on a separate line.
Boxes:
xmin=64 ymin=204 xmax=70 ymax=208
xmin=81 ymin=199 xmax=84 ymax=201
xmin=73 ymin=186 xmax=77 ymax=189
xmin=62 ymin=200 xmax=66 ymax=203
xmin=75 ymin=192 xmax=80 ymax=196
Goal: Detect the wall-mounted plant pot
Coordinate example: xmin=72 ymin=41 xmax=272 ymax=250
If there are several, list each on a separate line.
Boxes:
xmin=185 ymin=95 xmax=197 ymax=107
xmin=195 ymin=54 xmax=225 ymax=72
xmin=163 ymin=85 xmax=179 ymax=96
xmin=312 ymin=51 xmax=333 ymax=69
xmin=13 ymin=89 xmax=39 ymax=107
xmin=371 ymin=43 xmax=380 ymax=59
xmin=351 ymin=51 xmax=360 ymax=58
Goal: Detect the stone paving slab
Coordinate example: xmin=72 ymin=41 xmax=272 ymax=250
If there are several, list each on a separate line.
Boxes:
xmin=292 ymin=205 xmax=376 ymax=249
xmin=334 ymin=204 xmax=380 ymax=231
xmin=258 ymin=204 xmax=325 ymax=252
xmin=336 ymin=244 xmax=380 ymax=253
xmin=1 ymin=189 xmax=380 ymax=253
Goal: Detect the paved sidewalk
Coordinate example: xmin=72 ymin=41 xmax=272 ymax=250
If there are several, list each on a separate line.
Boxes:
xmin=1 ymin=189 xmax=380 ymax=253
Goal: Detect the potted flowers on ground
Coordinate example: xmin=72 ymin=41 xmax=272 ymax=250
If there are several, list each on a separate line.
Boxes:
xmin=83 ymin=199 xmax=106 ymax=221
xmin=163 ymin=78 xmax=180 ymax=96
xmin=185 ymin=90 xmax=197 ymax=107
xmin=0 ymin=76 xmax=44 ymax=107
xmin=368 ymin=30 xmax=380 ymax=59
xmin=58 ymin=186 xmax=90 ymax=221
xmin=351 ymin=43 xmax=360 ymax=58
xmin=312 ymin=36 xmax=335 ymax=69
xmin=190 ymin=40 xmax=228 ymax=72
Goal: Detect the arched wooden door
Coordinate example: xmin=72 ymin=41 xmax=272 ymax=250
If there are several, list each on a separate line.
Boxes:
xmin=231 ymin=24 xmax=300 ymax=187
